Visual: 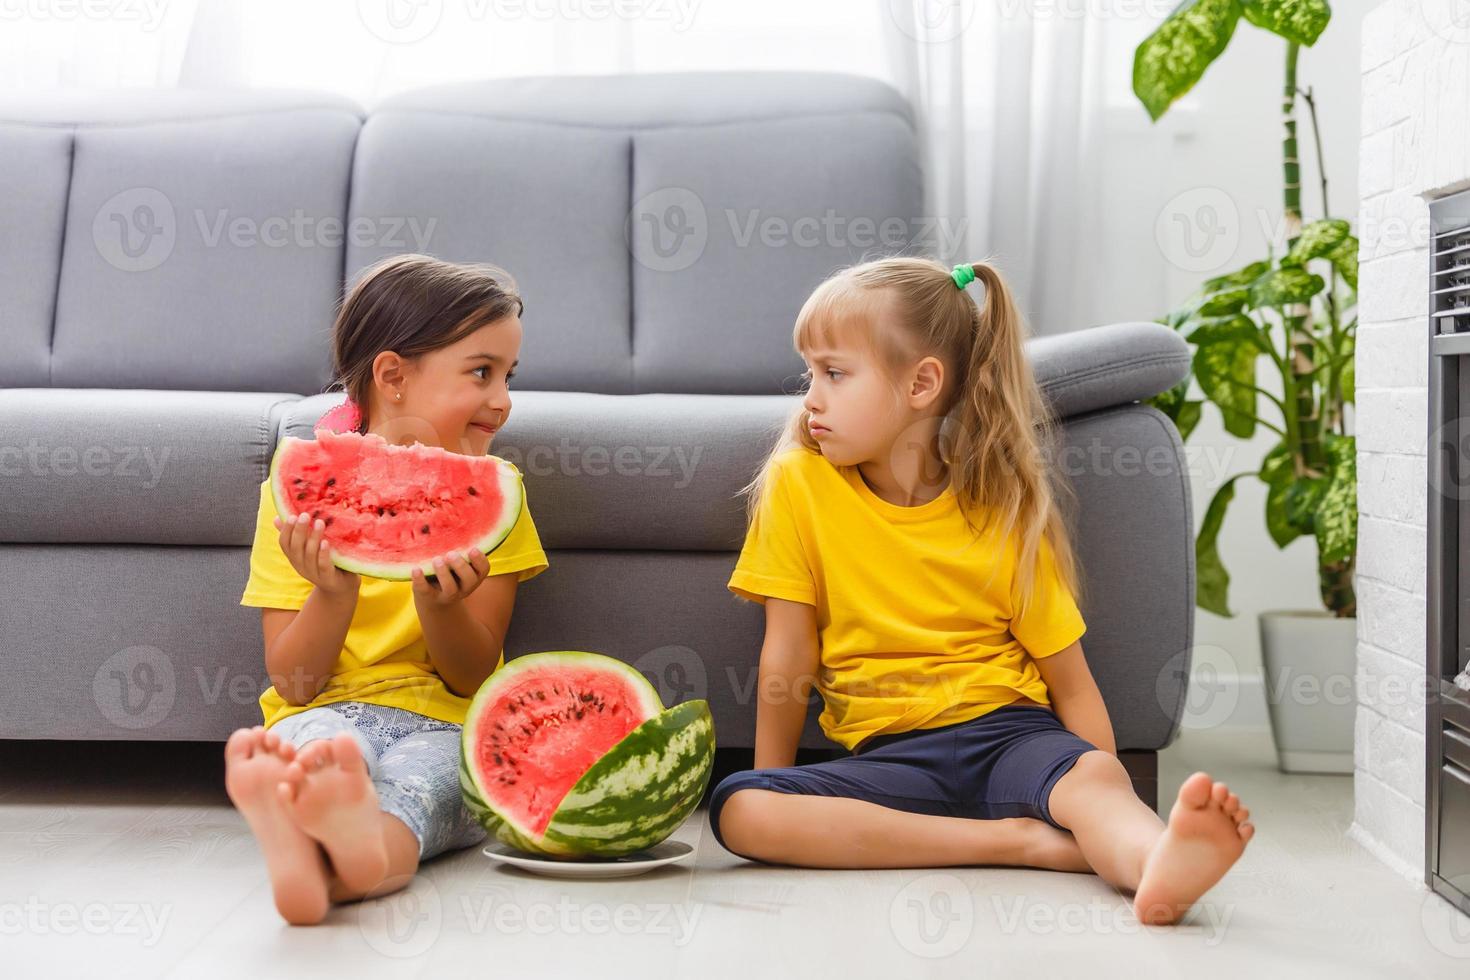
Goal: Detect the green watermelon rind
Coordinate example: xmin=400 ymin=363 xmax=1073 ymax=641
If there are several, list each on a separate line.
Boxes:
xmin=539 ymin=699 xmax=715 ymax=859
xmin=459 ymin=651 xmax=666 ymax=851
xmin=267 ymin=433 xmax=525 ymax=582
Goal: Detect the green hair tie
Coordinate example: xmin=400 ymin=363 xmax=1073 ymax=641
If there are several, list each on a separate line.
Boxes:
xmin=950 ymin=263 xmax=976 ymax=290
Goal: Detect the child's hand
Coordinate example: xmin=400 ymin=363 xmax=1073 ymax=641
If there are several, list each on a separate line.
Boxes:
xmin=273 ymin=513 xmax=361 ymax=597
xmin=411 ymin=550 xmax=492 ymax=606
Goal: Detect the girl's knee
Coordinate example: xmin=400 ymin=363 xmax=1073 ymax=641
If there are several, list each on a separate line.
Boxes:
xmin=716 ymin=788 xmax=781 ymax=858
xmin=1062 ymin=750 xmax=1132 ymax=791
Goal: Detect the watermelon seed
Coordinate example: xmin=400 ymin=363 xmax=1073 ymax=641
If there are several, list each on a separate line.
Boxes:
xmin=575 ymin=709 xmax=585 ymax=720
xmin=534 ymin=691 xmax=545 ymax=701
xmin=468 ymin=486 xmax=478 ymax=496
xmin=389 ymin=509 xmax=397 ymax=517
xmin=296 ymin=492 xmax=306 ymax=500
xmin=493 ymin=753 xmax=502 ymax=765
xmin=376 ymin=507 xmax=385 ymax=516
xmin=326 ymin=478 xmax=335 ymax=486
xmin=421 ymin=525 xmax=430 ymax=534
xmin=324 ymin=517 xmax=334 ymax=526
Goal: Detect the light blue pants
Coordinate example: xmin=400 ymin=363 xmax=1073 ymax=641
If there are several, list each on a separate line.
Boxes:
xmin=268 ymin=700 xmax=487 ymax=861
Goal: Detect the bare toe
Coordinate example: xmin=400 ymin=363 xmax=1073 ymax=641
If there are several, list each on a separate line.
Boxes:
xmin=1179 ymin=772 xmax=1212 ymax=807
xmin=224 ymin=726 xmax=330 ymax=925
xmin=1132 ymin=774 xmax=1250 ymax=926
xmin=281 ymin=733 xmax=387 ymax=893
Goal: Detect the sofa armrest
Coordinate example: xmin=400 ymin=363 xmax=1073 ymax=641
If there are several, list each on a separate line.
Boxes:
xmin=1028 ymin=321 xmax=1189 ymax=419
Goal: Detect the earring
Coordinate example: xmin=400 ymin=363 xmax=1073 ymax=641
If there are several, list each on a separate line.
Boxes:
xmin=396 ymin=393 xmax=402 ymax=401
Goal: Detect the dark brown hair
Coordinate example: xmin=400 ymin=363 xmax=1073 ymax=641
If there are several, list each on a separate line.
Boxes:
xmin=330 ymin=253 xmax=523 ymax=432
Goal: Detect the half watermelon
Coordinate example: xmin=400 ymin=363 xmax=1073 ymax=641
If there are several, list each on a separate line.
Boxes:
xmin=460 ymin=651 xmax=716 ymax=859
xmin=268 ymin=429 xmax=524 ymax=581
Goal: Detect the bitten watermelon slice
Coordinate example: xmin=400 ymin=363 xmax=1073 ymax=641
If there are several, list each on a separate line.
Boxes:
xmin=460 ymin=651 xmax=716 ymax=859
xmin=268 ymin=429 xmax=523 ymax=581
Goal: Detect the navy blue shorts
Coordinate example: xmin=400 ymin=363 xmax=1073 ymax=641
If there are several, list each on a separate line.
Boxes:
xmin=707 ymin=704 xmax=1098 ymax=855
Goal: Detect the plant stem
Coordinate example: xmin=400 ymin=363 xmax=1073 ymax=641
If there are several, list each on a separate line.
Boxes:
xmin=1297 ymin=85 xmax=1330 ymax=217
xmin=1298 ymin=82 xmax=1346 ymax=437
xmin=1281 ymin=40 xmax=1324 ymax=480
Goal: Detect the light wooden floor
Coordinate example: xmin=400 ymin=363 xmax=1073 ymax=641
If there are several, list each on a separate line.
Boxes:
xmin=2 ymin=727 xmax=1466 ymax=978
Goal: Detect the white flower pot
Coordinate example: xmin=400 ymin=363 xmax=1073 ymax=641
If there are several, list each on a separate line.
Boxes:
xmin=1258 ymin=609 xmax=1358 ymax=774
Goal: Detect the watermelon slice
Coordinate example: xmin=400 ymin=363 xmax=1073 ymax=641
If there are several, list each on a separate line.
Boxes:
xmin=460 ymin=651 xmax=716 ymax=859
xmin=268 ymin=429 xmax=524 ymax=581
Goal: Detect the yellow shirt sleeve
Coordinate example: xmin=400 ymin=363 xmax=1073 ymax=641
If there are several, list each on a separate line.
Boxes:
xmin=240 ymin=479 xmax=312 ymax=610
xmin=728 ymin=455 xmax=816 ymax=606
xmin=485 ymin=462 xmax=549 ymax=583
xmin=1009 ymin=531 xmax=1087 ymax=658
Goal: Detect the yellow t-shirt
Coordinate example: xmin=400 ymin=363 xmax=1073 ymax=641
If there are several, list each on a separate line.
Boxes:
xmin=728 ymin=448 xmax=1087 ymax=752
xmin=240 ymin=460 xmax=549 ymax=729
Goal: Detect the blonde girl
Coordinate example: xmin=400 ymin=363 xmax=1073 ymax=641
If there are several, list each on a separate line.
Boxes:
xmin=709 ymin=257 xmax=1253 ymax=926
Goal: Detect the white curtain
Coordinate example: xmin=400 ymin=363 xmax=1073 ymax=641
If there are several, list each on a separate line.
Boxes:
xmin=882 ymin=1 xmax=1110 ymax=335
xmin=1 ymin=0 xmax=1118 ymax=336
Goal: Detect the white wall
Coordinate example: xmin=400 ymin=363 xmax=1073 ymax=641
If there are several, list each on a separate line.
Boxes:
xmin=1352 ymin=0 xmax=1470 ymax=878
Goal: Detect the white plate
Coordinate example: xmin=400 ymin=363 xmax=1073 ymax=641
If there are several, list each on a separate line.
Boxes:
xmin=481 ymin=839 xmax=694 ymax=878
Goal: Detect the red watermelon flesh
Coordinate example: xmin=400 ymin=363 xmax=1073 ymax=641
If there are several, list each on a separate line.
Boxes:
xmin=268 ymin=430 xmax=523 ymax=581
xmin=469 ymin=654 xmax=662 ymax=837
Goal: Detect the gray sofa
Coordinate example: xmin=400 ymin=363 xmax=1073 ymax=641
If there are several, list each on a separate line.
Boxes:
xmin=0 ymin=73 xmax=1192 ymax=805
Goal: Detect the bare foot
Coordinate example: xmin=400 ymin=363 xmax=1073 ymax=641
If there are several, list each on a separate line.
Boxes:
xmin=1021 ymin=821 xmax=1092 ymax=874
xmin=1132 ymin=771 xmax=1254 ymax=925
xmin=224 ymin=726 xmax=331 ymax=925
xmin=278 ymin=732 xmax=389 ymax=894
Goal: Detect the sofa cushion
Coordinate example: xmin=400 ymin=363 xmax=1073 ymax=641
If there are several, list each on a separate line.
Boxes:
xmin=629 ymin=111 xmax=922 ymax=393
xmin=347 ymin=110 xmax=634 ymax=393
xmin=0 ymin=389 xmax=299 ymax=546
xmin=365 ymin=72 xmax=922 ymax=395
xmin=0 ymin=124 xmax=70 ymax=388
xmin=1 ymin=91 xmax=363 ymax=394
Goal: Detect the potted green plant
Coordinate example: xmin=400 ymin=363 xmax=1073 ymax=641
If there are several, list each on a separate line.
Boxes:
xmin=1134 ymin=0 xmax=1357 ymax=772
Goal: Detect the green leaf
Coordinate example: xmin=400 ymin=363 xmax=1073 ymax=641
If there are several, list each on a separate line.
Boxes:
xmin=1248 ymin=266 xmax=1325 ymax=308
xmin=1176 ymin=399 xmax=1203 ymax=441
xmin=1163 ymin=304 xmax=1196 ymax=330
xmin=1340 ymin=349 xmax=1355 ymax=402
xmin=1326 ymin=233 xmax=1358 ymax=290
xmin=1284 ymin=476 xmax=1327 ymax=531
xmin=1203 ymin=260 xmax=1271 ymax=293
xmin=1133 ymin=0 xmax=1241 ymax=121
xmin=1197 ymin=474 xmax=1244 ymax=617
xmin=1260 ymin=443 xmax=1303 ymax=548
xmin=1188 ymin=315 xmax=1263 ymax=438
xmin=1197 ymin=285 xmax=1251 ymax=316
xmin=1149 ymin=381 xmax=1204 ymax=442
xmin=1282 ymin=218 xmax=1350 ymax=267
xmin=1240 ymin=0 xmax=1331 ymax=46
xmin=1315 ymin=433 xmax=1357 ymax=564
